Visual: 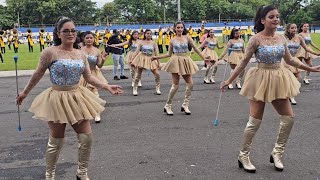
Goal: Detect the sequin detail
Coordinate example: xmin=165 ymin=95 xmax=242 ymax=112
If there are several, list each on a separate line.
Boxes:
xmin=141 ymin=45 xmax=154 ymax=55
xmin=207 ymin=41 xmax=217 ymax=49
xmin=287 ymin=42 xmax=300 ymax=56
xmin=231 ymin=43 xmax=243 ymax=51
xmin=49 ymin=59 xmax=84 ymax=86
xmin=87 ymin=55 xmax=97 ymax=66
xmin=130 ymin=44 xmax=138 ymax=52
xmin=172 ymin=41 xmax=188 ymax=53
xmin=255 ymin=45 xmax=285 ymax=64
xmin=304 ymin=36 xmax=311 ymax=45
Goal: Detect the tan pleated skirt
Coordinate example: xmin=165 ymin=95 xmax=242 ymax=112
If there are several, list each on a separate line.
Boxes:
xmin=29 ymin=84 xmax=106 ymax=124
xmin=131 ymin=52 xmax=160 ymax=70
xmin=162 ymin=54 xmax=199 ymax=75
xmin=240 ymin=63 xmax=301 ymax=103
xmin=202 ymin=48 xmax=218 ymax=61
xmin=223 ymin=50 xmax=244 ymax=65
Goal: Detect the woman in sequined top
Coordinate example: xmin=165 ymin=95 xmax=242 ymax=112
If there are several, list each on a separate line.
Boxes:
xmin=131 ymin=29 xmax=161 ymax=96
xmin=16 ymin=17 xmax=123 ymax=180
xmin=152 ymin=21 xmax=209 ymax=116
xmin=221 ymin=5 xmax=320 ymax=174
xmin=219 ymin=28 xmax=245 ymax=89
xmin=81 ymin=31 xmax=109 ymax=123
xmin=111 ymin=30 xmax=142 ymax=87
xmin=282 ymin=23 xmax=320 ymax=105
xmin=198 ymin=29 xmax=224 ymax=84
xmin=296 ymin=23 xmax=320 ymax=84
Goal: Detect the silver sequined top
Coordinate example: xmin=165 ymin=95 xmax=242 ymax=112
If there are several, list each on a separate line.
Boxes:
xmin=304 ymin=36 xmax=311 ymax=45
xmin=207 ymin=41 xmax=217 ymax=49
xmin=87 ymin=55 xmax=98 ymax=66
xmin=287 ymin=42 xmax=300 ymax=56
xmin=172 ymin=41 xmax=188 ymax=53
xmin=49 ymin=60 xmax=85 ymax=86
xmin=141 ymin=45 xmax=154 ymax=55
xmin=255 ymin=45 xmax=285 ymax=64
xmin=231 ymin=43 xmax=244 ymax=51
xmin=130 ymin=44 xmax=138 ymax=52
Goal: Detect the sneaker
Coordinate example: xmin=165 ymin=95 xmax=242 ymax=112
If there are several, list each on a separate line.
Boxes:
xmin=120 ymin=75 xmax=129 ymax=79
xmin=114 ymin=76 xmax=120 ymax=80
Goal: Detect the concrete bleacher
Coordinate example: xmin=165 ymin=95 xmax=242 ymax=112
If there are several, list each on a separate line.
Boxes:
xmin=18 ymin=21 xmax=256 ymax=33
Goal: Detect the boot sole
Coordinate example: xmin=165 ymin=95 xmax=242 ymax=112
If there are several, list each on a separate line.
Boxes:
xmin=238 ymin=160 xmax=256 ymax=173
xmin=269 ymin=155 xmax=284 ymax=172
xmin=164 ymin=108 xmax=173 ymax=116
xmin=181 ymin=107 xmax=191 ymax=115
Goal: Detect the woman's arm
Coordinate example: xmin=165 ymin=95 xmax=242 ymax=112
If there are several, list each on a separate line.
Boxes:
xmin=218 ymin=41 xmax=232 ymax=60
xmin=96 ymin=49 xmax=107 ymax=68
xmin=216 ymin=38 xmax=224 ymax=49
xmin=111 ymin=40 xmax=129 ymax=47
xmin=153 ymin=41 xmax=173 ymax=60
xmin=187 ymin=36 xmax=207 ymax=60
xmin=299 ymin=36 xmax=320 ymax=56
xmin=198 ymin=38 xmax=207 ymax=49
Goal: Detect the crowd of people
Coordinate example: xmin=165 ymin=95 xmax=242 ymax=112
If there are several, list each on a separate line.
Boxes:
xmin=9 ymin=4 xmax=320 ymax=179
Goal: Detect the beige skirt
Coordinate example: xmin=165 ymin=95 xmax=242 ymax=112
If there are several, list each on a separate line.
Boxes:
xmin=202 ymin=48 xmax=218 ymax=61
xmin=162 ymin=54 xmax=199 ymax=75
xmin=29 ymin=84 xmax=106 ymax=125
xmin=223 ymin=51 xmax=244 ymax=65
xmin=240 ymin=63 xmax=301 ymax=103
xmin=295 ymin=45 xmax=317 ymax=60
xmin=125 ymin=51 xmax=134 ymax=63
xmin=131 ymin=52 xmax=160 ymax=70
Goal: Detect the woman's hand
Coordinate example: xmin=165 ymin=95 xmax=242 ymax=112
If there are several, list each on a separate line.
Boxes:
xmin=220 ymin=81 xmax=230 ymax=92
xmin=16 ymin=91 xmax=28 ymax=105
xmin=106 ymin=85 xmax=123 ymax=95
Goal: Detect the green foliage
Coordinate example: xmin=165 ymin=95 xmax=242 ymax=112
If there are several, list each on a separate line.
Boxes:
xmin=0 ymin=5 xmax=15 ymax=28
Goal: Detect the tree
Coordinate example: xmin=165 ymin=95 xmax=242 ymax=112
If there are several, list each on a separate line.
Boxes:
xmin=0 ymin=5 xmax=15 ymax=29
xmin=100 ymin=2 xmax=121 ymax=23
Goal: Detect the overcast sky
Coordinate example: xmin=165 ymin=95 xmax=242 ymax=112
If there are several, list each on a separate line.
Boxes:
xmin=0 ymin=0 xmax=112 ymax=7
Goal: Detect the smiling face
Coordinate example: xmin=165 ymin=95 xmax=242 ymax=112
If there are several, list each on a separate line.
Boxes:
xmin=58 ymin=22 xmax=77 ymax=45
xmin=175 ymin=23 xmax=184 ymax=35
xmin=84 ymin=33 xmax=94 ymax=46
xmin=302 ymin=23 xmax=309 ymax=33
xmin=209 ymin=30 xmax=214 ymax=37
xmin=261 ymin=9 xmax=280 ymax=31
xmin=132 ymin=32 xmax=139 ymax=40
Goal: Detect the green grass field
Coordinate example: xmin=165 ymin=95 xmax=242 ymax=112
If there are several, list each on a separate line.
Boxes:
xmin=1 ymin=34 xmax=320 ymax=71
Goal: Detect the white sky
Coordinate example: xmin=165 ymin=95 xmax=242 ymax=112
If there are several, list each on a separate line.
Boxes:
xmin=0 ymin=0 xmax=113 ymax=8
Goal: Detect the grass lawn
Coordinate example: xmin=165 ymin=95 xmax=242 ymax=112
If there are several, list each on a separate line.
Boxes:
xmin=1 ymin=34 xmax=320 ymax=71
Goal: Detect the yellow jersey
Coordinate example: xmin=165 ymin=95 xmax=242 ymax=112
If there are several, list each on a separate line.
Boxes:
xmin=158 ymin=31 xmax=163 ymax=45
xmin=0 ymin=35 xmax=5 ymax=47
xmin=39 ymin=32 xmax=45 ymax=45
xmin=27 ymin=33 xmax=34 ymax=46
xmin=188 ymin=29 xmax=193 ymax=37
xmin=247 ymin=28 xmax=252 ymax=35
xmin=165 ymin=34 xmax=171 ymax=46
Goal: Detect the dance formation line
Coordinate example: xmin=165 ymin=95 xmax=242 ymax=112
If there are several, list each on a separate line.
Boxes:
xmin=13 ymin=5 xmax=320 ymax=180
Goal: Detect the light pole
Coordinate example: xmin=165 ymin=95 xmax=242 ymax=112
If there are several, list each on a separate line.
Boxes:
xmin=177 ymin=0 xmax=181 ymax=21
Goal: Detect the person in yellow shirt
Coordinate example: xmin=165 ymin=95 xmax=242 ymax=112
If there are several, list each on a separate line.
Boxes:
xmin=226 ymin=27 xmax=231 ymax=41
xmin=188 ymin=26 xmax=193 ymax=38
xmin=247 ymin=26 xmax=253 ymax=41
xmin=39 ymin=28 xmax=46 ymax=52
xmin=164 ymin=30 xmax=171 ymax=51
xmin=7 ymin=31 xmax=11 ymax=50
xmin=12 ymin=29 xmax=19 ymax=53
xmin=158 ymin=27 xmax=164 ymax=53
xmin=94 ymin=30 xmax=100 ymax=48
xmin=222 ymin=27 xmax=227 ymax=43
xmin=46 ymin=32 xmax=52 ymax=47
xmin=124 ymin=30 xmax=131 ymax=54
xmin=26 ymin=29 xmax=34 ymax=52
xmin=103 ymin=29 xmax=112 ymax=48
xmin=240 ymin=28 xmax=246 ymax=42
xmin=0 ymin=30 xmax=5 ymax=54
xmin=199 ymin=25 xmax=205 ymax=44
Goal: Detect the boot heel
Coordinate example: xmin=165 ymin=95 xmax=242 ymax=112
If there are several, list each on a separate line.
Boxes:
xmin=164 ymin=108 xmax=166 ymax=113
xmin=181 ymin=107 xmax=185 ymax=112
xmin=270 ymin=155 xmax=274 ymax=163
xmin=238 ymin=160 xmax=243 ymax=168
xmin=76 ymin=175 xmax=81 ymax=180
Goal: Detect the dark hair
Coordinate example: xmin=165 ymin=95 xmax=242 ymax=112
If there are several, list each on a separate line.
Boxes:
xmin=229 ymin=28 xmax=240 ymax=39
xmin=254 ymin=5 xmax=277 ymax=33
xmin=173 ymin=21 xmax=188 ymax=35
xmin=284 ymin=23 xmax=296 ymax=40
xmin=53 ymin=16 xmax=79 ymax=48
xmin=298 ymin=23 xmax=308 ymax=33
xmin=129 ymin=30 xmax=139 ymax=47
xmin=82 ymin=31 xmax=95 ymax=45
xmin=112 ymin=29 xmax=118 ymax=34
xmin=40 ymin=28 xmax=45 ymax=33
xmin=143 ymin=29 xmax=152 ymax=40
xmin=27 ymin=29 xmax=32 ymax=33
xmin=206 ymin=29 xmax=215 ymax=38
